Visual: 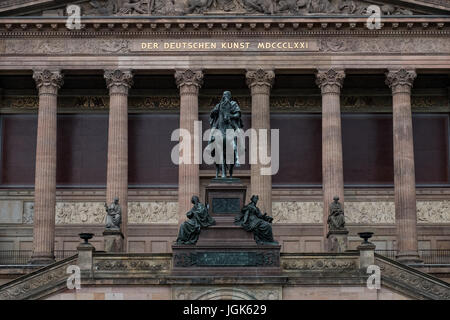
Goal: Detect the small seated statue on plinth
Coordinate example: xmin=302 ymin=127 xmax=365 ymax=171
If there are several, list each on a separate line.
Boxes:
xmin=104 ymin=197 xmax=122 ymax=230
xmin=235 ymin=195 xmax=278 ymax=245
xmin=176 ymin=196 xmax=216 ymax=245
xmin=327 ymin=196 xmax=346 ymax=231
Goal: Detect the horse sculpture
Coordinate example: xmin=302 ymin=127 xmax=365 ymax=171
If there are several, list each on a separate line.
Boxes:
xmin=208 ymin=91 xmax=244 ymax=178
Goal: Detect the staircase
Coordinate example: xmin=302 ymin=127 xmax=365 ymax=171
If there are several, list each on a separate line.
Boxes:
xmin=0 ymin=251 xmax=449 ymax=300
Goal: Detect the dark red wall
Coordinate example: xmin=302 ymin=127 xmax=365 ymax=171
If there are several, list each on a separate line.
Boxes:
xmin=0 ymin=113 xmax=448 ymax=188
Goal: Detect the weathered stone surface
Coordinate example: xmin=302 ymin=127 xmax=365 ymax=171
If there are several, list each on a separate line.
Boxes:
xmin=0 ymin=200 xmax=23 ymax=223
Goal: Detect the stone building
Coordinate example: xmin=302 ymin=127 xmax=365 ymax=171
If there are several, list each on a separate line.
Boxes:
xmin=0 ymin=0 xmax=449 ymax=300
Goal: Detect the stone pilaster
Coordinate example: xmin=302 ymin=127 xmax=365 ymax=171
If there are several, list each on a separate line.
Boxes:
xmin=104 ymin=69 xmax=133 ymax=249
xmin=175 ymin=69 xmax=203 ymax=224
xmin=246 ymin=69 xmax=275 ymax=215
xmin=31 ymin=70 xmax=63 ymax=264
xmin=386 ymin=69 xmax=421 ymax=264
xmin=316 ymin=69 xmax=346 ymax=247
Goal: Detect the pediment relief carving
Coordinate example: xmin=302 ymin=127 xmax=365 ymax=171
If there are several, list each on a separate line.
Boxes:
xmin=1 ymin=0 xmax=449 ymax=17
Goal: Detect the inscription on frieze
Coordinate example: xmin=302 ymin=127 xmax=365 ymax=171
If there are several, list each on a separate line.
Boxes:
xmin=132 ymin=40 xmax=319 ymax=52
xmin=212 ymin=198 xmax=240 ymax=214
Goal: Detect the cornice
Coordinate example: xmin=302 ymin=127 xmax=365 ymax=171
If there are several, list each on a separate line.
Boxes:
xmin=0 ymin=17 xmax=449 ymax=37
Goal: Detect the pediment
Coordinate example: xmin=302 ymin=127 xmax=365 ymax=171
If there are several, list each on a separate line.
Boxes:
xmin=1 ymin=0 xmax=449 ymax=17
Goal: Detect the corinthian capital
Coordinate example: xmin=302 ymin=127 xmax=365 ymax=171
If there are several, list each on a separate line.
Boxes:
xmin=246 ymin=69 xmax=275 ymax=90
xmin=33 ymin=70 xmax=63 ymax=94
xmin=104 ymin=69 xmax=133 ymax=95
xmin=315 ymin=69 xmax=345 ymax=94
xmin=174 ymin=69 xmax=203 ymax=89
xmin=385 ymin=69 xmax=417 ymax=94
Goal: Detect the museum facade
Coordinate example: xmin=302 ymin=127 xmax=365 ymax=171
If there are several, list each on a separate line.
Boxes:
xmin=0 ymin=0 xmax=449 ymax=299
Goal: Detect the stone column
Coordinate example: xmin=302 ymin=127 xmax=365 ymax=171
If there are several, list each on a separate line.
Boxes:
xmin=104 ymin=70 xmax=133 ymax=248
xmin=246 ymin=69 xmax=275 ymax=215
xmin=31 ymin=70 xmax=63 ymax=264
xmin=175 ymin=69 xmax=203 ymax=224
xmin=316 ymin=69 xmax=346 ymax=246
xmin=386 ymin=69 xmax=421 ymax=264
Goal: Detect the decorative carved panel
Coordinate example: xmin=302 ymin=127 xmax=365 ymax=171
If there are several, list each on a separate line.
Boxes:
xmin=172 ymin=285 xmax=281 ymax=300
xmin=272 ymin=201 xmax=323 ymax=223
xmin=22 ymin=201 xmax=179 ymax=224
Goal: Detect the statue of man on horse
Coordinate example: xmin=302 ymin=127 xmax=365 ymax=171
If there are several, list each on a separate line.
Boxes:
xmin=208 ymin=91 xmax=244 ymax=178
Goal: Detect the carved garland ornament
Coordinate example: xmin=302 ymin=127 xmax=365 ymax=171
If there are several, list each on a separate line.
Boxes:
xmin=94 ymin=259 xmax=171 ymax=272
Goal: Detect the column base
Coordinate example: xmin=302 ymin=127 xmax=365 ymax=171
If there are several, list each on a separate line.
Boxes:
xmin=30 ymin=253 xmax=55 ymax=265
xmin=396 ymin=251 xmax=423 ymax=265
xmin=326 ymin=229 xmax=349 ymax=253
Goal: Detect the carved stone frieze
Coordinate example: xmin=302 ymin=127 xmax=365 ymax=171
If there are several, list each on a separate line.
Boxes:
xmin=417 ymin=201 xmax=450 ymax=223
xmin=2 ymin=37 xmax=450 ymax=56
xmin=272 ymin=201 xmax=323 ymax=223
xmin=172 ymin=285 xmax=281 ymax=300
xmin=128 ymin=201 xmax=178 ymax=224
xmin=93 ymin=257 xmax=171 ymax=272
xmin=281 ymin=256 xmax=358 ymax=271
xmin=22 ymin=201 xmax=179 ymax=224
xmin=345 ymin=202 xmax=396 ymax=224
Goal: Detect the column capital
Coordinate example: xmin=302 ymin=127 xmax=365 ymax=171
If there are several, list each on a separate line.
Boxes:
xmin=246 ymin=69 xmax=275 ymax=92
xmin=385 ymin=69 xmax=417 ymax=94
xmin=33 ymin=70 xmax=63 ymax=95
xmin=104 ymin=69 xmax=133 ymax=95
xmin=315 ymin=69 xmax=345 ymax=94
xmin=175 ymin=69 xmax=203 ymax=95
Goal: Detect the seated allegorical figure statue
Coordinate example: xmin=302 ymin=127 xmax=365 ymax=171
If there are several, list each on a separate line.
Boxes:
xmin=104 ymin=197 xmax=122 ymax=230
xmin=176 ymin=196 xmax=216 ymax=245
xmin=235 ymin=195 xmax=278 ymax=245
xmin=327 ymin=196 xmax=346 ymax=231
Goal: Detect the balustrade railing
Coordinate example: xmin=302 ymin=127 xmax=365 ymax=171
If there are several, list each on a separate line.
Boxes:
xmin=0 ymin=250 xmax=77 ymax=265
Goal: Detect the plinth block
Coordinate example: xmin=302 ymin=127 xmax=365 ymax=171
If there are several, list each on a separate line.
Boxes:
xmin=103 ymin=229 xmax=124 ymax=253
xmin=172 ymin=244 xmax=281 ymax=276
xmin=327 ymin=229 xmax=349 ymax=253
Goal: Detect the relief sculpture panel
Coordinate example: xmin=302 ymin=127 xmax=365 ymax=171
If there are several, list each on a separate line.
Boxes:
xmin=22 ymin=201 xmax=178 ymax=224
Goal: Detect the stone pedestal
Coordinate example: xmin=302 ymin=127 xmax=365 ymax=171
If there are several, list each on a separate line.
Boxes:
xmin=172 ymin=179 xmax=281 ymax=276
xmin=77 ymin=242 xmax=95 ymax=275
xmin=358 ymin=242 xmax=376 ymax=269
xmin=327 ymin=229 xmax=348 ymax=253
xmin=103 ymin=229 xmax=124 ymax=253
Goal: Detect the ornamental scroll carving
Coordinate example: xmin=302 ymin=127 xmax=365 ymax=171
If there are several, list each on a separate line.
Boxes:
xmin=281 ymin=256 xmax=358 ymax=271
xmin=22 ymin=201 xmax=179 ymax=224
xmin=81 ymin=0 xmax=415 ymax=16
xmin=172 ymin=286 xmax=281 ymax=300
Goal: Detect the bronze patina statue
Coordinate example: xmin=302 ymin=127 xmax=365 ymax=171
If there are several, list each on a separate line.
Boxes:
xmin=104 ymin=197 xmax=122 ymax=230
xmin=327 ymin=196 xmax=346 ymax=231
xmin=176 ymin=196 xmax=216 ymax=245
xmin=208 ymin=91 xmax=243 ymax=179
xmin=235 ymin=195 xmax=278 ymax=245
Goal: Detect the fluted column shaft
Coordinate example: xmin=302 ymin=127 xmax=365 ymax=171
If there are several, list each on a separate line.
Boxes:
xmin=246 ymin=69 xmax=275 ymax=215
xmin=105 ymin=70 xmax=133 ymax=248
xmin=31 ymin=70 xmax=63 ymax=264
xmin=175 ymin=70 xmax=203 ymax=224
xmin=386 ymin=69 xmax=421 ymax=264
xmin=316 ymin=69 xmax=345 ymax=247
